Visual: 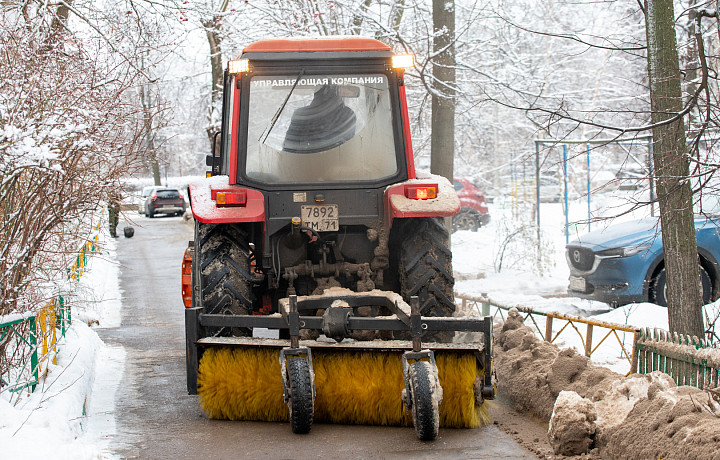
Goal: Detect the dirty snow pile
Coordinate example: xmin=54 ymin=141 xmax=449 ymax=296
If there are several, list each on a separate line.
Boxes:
xmin=495 ymin=308 xmax=720 ymax=459
xmin=494 ymin=308 xmax=622 ymax=421
xmin=0 ymin=230 xmax=124 ymax=460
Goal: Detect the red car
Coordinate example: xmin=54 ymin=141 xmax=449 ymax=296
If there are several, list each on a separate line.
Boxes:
xmin=452 ymin=178 xmax=490 ymax=232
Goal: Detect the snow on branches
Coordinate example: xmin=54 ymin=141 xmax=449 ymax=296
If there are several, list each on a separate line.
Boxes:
xmin=0 ymin=5 xmax=148 ymax=316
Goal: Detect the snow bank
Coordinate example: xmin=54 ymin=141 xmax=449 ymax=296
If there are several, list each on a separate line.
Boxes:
xmin=0 ymin=224 xmax=124 ymax=459
xmin=496 ymin=308 xmax=720 ymax=459
xmin=597 ymin=382 xmax=720 ymax=459
xmin=548 ymin=391 xmax=596 ymax=455
xmin=593 ymin=372 xmax=675 ymax=430
xmin=494 ymin=308 xmax=621 ymax=421
xmin=0 ymin=324 xmax=108 ymax=459
xmin=74 ymin=235 xmax=122 ymax=328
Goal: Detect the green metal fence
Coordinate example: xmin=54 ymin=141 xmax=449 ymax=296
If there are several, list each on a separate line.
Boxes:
xmin=1 ymin=231 xmax=100 ymax=394
xmin=634 ymin=328 xmax=720 ymax=389
xmin=0 ymin=297 xmax=71 ymax=393
xmin=0 ymin=314 xmax=38 ymax=391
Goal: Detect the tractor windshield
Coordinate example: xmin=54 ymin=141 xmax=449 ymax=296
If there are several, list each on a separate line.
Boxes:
xmin=245 ymin=74 xmax=398 ymax=184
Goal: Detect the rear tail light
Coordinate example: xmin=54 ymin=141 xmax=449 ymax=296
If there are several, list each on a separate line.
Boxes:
xmin=181 ymin=245 xmax=194 ymax=308
xmin=150 ymin=191 xmax=157 ymax=201
xmin=215 ymin=191 xmax=247 ymax=207
xmin=405 ymin=184 xmax=438 ymax=200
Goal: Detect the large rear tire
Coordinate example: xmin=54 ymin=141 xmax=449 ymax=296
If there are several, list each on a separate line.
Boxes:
xmin=396 ymin=218 xmax=456 ymax=342
xmin=287 ymin=357 xmax=314 ymax=434
xmin=410 ymin=360 xmax=440 ymax=441
xmin=193 ymin=222 xmax=253 ymax=336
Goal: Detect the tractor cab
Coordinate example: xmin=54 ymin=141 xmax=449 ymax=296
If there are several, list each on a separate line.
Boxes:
xmin=190 ymin=37 xmax=458 ymax=308
xmin=208 ymin=37 xmax=416 ymax=188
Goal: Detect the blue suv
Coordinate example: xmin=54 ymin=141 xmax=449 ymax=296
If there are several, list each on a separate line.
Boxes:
xmin=566 ymin=217 xmax=720 ymax=306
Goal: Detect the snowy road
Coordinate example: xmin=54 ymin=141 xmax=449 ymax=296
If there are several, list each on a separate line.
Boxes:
xmin=97 ymin=215 xmax=537 ymax=459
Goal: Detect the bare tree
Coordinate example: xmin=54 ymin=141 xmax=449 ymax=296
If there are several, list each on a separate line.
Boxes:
xmin=645 ymin=0 xmax=704 ymax=337
xmin=0 ymin=1 xmax=161 ymax=384
xmin=202 ymin=0 xmax=230 ymax=151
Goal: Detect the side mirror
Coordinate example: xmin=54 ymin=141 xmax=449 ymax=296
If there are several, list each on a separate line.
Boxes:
xmin=207 ymin=131 xmax=223 ymax=176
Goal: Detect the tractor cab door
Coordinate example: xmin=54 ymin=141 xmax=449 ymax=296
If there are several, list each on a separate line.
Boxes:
xmin=207 ymin=70 xmax=235 ymax=176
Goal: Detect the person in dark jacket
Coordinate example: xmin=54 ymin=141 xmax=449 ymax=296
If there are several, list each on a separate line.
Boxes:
xmin=108 ymin=193 xmax=120 ymax=238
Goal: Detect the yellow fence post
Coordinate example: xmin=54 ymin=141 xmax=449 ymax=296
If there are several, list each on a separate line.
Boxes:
xmin=37 ymin=302 xmax=58 ymax=375
xmin=39 ymin=307 xmax=47 ymax=375
xmin=545 ymin=316 xmax=553 ymax=342
xmin=585 ymin=324 xmax=593 ymax=357
xmin=50 ymin=303 xmax=57 ymax=365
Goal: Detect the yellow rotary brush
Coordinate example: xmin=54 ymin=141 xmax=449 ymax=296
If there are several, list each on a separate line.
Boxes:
xmin=197 ymin=346 xmax=490 ymax=428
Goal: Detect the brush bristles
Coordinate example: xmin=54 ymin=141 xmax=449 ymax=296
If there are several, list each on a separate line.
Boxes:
xmin=198 ymin=347 xmax=490 ymax=428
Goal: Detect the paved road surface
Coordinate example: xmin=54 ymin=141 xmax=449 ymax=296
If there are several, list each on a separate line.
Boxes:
xmin=97 ymin=214 xmax=536 ymax=459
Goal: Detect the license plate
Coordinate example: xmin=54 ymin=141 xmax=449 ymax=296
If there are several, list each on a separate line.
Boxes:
xmin=569 ymin=276 xmax=586 ymax=292
xmin=301 ymin=205 xmax=338 ymax=232
xmin=163 ymin=204 xmax=175 ymax=208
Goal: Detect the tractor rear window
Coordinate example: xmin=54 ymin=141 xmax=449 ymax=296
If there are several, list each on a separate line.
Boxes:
xmin=245 ymin=74 xmax=398 ymax=184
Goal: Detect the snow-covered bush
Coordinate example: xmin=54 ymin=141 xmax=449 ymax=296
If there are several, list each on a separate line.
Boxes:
xmin=0 ymin=2 xmax=150 ymax=381
xmin=493 ymin=197 xmax=556 ymax=276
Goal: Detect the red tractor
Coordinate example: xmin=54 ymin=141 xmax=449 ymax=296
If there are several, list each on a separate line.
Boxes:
xmin=182 ymin=37 xmax=495 ymax=440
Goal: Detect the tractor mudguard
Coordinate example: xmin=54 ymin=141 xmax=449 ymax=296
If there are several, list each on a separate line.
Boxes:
xmin=385 ymin=174 xmax=460 ymax=224
xmin=189 ymin=175 xmax=265 ymax=224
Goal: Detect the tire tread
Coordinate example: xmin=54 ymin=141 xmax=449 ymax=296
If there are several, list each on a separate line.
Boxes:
xmin=287 ymin=357 xmax=313 ymax=434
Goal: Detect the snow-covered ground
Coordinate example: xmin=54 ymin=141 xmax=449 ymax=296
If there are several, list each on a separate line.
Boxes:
xmin=1 ymin=190 xmax=711 ymax=457
xmin=0 ymin=230 xmax=124 ymax=459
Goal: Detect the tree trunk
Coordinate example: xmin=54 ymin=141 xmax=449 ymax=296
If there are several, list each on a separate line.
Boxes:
xmin=430 ymin=0 xmax=455 ymax=183
xmin=352 ymin=0 xmax=373 ymax=35
xmin=205 ymin=22 xmax=224 ymax=108
xmin=139 ymin=82 xmax=161 ymax=186
xmin=204 ymin=15 xmax=225 ymax=154
xmin=391 ymin=0 xmax=406 ymax=32
xmin=50 ymin=1 xmax=71 ymax=39
xmin=645 ymin=0 xmax=704 ymax=337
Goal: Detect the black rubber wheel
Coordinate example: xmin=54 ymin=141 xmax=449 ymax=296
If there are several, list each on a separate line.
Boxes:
xmin=452 ymin=208 xmax=481 ymax=232
xmin=396 ymin=218 xmax=456 ymax=342
xmin=409 ymin=361 xmax=440 ymax=441
xmin=287 ymin=357 xmax=313 ymax=434
xmin=650 ymin=265 xmax=712 ymax=307
xmin=148 ymin=209 xmax=154 ymax=218
xmin=193 ymin=222 xmax=253 ymax=336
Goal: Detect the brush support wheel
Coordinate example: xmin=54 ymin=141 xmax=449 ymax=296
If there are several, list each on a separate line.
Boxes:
xmin=409 ymin=360 xmax=440 ymax=441
xmin=287 ymin=357 xmax=314 ymax=434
